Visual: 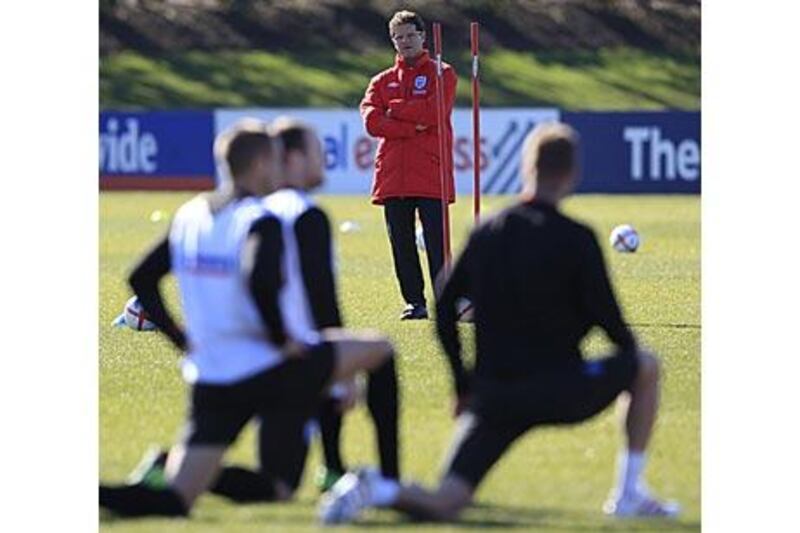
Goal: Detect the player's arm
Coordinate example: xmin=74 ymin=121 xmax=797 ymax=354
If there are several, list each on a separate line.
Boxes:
xmin=360 ymin=77 xmax=420 ymax=139
xmin=295 ymin=207 xmax=343 ymax=329
xmin=128 ymin=234 xmax=188 ymax=351
xmin=386 ymin=67 xmax=457 ymax=127
xmin=578 ymin=231 xmax=637 ymax=352
xmin=435 ymin=231 xmax=476 ymax=398
xmin=244 ymin=215 xmax=289 ymax=348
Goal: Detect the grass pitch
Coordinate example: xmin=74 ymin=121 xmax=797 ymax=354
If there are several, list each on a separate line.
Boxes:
xmin=100 ymin=193 xmax=700 ymax=532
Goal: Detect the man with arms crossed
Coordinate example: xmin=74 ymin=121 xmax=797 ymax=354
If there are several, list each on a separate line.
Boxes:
xmin=99 ymin=120 xmax=393 ymax=517
xmin=320 ymin=123 xmax=679 ymax=523
xmin=360 ymin=10 xmax=457 ymax=320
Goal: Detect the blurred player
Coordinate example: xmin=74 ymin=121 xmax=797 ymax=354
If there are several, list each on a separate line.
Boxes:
xmin=207 ymin=117 xmax=400 ymax=501
xmin=99 ymin=120 xmax=394 ymax=517
xmin=319 ymin=123 xmax=680 ymax=523
xmin=360 ymin=10 xmax=457 ymax=320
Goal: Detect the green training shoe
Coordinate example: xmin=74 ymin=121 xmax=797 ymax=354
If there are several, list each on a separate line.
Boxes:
xmin=125 ymin=445 xmax=168 ymax=490
xmin=315 ymin=466 xmax=345 ymax=493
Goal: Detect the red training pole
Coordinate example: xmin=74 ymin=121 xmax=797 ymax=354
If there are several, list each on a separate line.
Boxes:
xmin=432 ymin=22 xmax=452 ymax=270
xmin=470 ymin=22 xmax=481 ymax=224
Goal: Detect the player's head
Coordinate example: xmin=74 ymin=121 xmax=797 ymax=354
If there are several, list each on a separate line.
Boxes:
xmin=389 ymin=10 xmax=426 ymax=61
xmin=214 ymin=119 xmax=283 ymax=196
xmin=270 ymin=116 xmax=325 ymax=191
xmin=521 ymin=122 xmax=580 ymax=202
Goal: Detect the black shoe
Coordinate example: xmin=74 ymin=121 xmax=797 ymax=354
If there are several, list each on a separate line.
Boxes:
xmin=400 ymin=303 xmax=428 ymax=320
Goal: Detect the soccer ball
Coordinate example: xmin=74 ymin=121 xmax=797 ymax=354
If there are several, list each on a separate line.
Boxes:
xmin=123 ymin=296 xmax=156 ymax=331
xmin=609 ymin=224 xmax=640 ymax=253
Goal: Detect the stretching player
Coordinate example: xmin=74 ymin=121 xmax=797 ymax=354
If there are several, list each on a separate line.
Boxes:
xmin=99 ymin=120 xmax=393 ymax=517
xmin=319 ymin=123 xmax=680 ymax=524
xmin=206 ymin=117 xmax=400 ymax=502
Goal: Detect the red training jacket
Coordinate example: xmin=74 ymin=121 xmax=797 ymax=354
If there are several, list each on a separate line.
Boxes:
xmin=360 ymin=50 xmax=457 ymax=205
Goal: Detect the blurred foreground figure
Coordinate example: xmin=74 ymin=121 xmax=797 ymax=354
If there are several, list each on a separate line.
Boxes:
xmin=99 ymin=120 xmax=393 ymax=517
xmin=320 ymin=123 xmax=680 ymax=524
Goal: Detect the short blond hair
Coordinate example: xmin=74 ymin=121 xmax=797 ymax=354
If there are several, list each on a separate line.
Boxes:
xmin=213 ymin=118 xmax=280 ymax=183
xmin=388 ymin=10 xmax=425 ymax=35
xmin=521 ymin=122 xmax=579 ymax=187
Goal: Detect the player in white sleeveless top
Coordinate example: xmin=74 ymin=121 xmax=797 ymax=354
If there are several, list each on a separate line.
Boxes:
xmin=202 ymin=119 xmax=401 ymax=506
xmin=100 ymin=120 xmax=394 ymax=518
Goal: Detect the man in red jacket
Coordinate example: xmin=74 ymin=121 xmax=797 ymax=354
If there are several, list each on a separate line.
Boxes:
xmin=360 ymin=10 xmax=457 ymax=320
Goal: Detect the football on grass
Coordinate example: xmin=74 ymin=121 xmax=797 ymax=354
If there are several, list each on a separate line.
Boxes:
xmin=609 ymin=224 xmax=640 ymax=253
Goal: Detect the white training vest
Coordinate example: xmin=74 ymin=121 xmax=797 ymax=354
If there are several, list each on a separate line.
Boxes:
xmin=262 ymin=189 xmax=323 ymax=347
xmin=169 ymin=195 xmax=283 ymax=385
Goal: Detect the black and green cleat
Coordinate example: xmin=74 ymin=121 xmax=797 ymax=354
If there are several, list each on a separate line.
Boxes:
xmin=126 ymin=445 xmax=168 ymax=490
xmin=315 ymin=466 xmax=345 ymax=493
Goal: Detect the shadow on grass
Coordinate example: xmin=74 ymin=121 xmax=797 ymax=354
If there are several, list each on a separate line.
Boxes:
xmin=352 ymin=502 xmax=699 ymax=531
xmin=100 ymin=495 xmax=699 ymax=530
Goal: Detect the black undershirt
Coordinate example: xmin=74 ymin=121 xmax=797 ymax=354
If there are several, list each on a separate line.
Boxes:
xmin=436 ymin=200 xmax=637 ymax=396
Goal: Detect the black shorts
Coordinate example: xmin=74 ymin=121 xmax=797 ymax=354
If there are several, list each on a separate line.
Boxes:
xmin=444 ymin=351 xmax=638 ymax=488
xmin=182 ymin=342 xmax=336 ymax=448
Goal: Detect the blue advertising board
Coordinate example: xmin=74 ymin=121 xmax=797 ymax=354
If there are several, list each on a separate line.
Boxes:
xmin=98 ymin=109 xmax=699 ymax=194
xmin=563 ymin=111 xmax=700 ymax=194
xmin=99 ymin=111 xmax=215 ymax=190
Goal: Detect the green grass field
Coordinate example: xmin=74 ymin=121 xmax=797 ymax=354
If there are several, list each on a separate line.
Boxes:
xmin=100 ymin=48 xmax=699 ymax=110
xmin=100 ymin=193 xmax=700 ymax=532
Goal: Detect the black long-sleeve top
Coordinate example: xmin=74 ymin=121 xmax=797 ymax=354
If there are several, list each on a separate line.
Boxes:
xmin=293 ymin=207 xmax=343 ymax=330
xmin=436 ymin=199 xmax=637 ymax=396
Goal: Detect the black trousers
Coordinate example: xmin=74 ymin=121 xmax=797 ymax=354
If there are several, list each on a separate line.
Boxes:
xmin=383 ymin=197 xmax=445 ymax=306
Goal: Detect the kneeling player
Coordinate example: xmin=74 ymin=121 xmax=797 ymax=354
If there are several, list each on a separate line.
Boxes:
xmin=319 ymin=123 xmax=680 ymax=523
xmin=204 ymin=117 xmax=400 ymax=503
xmin=99 ymin=120 xmax=394 ymax=517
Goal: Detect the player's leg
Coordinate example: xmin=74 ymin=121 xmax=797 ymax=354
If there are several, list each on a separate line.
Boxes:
xmin=392 ymin=475 xmax=474 ymax=521
xmin=607 ymin=350 xmax=678 ymax=516
xmin=209 ymin=365 xmax=327 ymax=503
xmin=165 ymin=444 xmax=227 ymax=507
xmin=367 ymin=355 xmax=400 ymax=480
xmin=100 ymin=382 xmax=252 ymax=517
xmin=168 ymin=380 xmax=261 ymax=507
xmin=383 ymin=198 xmax=427 ymax=317
xmin=316 ymin=395 xmax=347 ymax=491
xmin=320 ymin=329 xmax=400 ymax=479
xmin=580 ymin=349 xmax=678 ymax=517
xmin=100 ymin=435 xmax=234 ymax=516
xmin=319 ymin=410 xmax=525 ymax=524
xmin=322 ymin=328 xmax=394 ymax=383
xmin=257 ymin=408 xmax=313 ymax=500
xmin=209 ymin=411 xmax=305 ymax=503
xmin=624 ymin=349 xmax=660 ymax=451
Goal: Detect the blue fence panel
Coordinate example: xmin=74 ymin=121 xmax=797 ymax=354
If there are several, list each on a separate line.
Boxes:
xmin=563 ymin=111 xmax=700 ymax=194
xmin=99 ymin=110 xmax=215 ymax=190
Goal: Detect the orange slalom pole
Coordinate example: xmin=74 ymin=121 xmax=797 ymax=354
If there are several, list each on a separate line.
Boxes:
xmin=470 ymin=21 xmax=481 ymax=224
xmin=432 ymin=22 xmax=452 ymax=270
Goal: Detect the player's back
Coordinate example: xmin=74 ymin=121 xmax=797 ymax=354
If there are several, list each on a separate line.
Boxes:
xmin=262 ymin=188 xmax=322 ymax=346
xmin=469 ymin=200 xmax=597 ymax=379
xmin=169 ymin=193 xmax=282 ymax=384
